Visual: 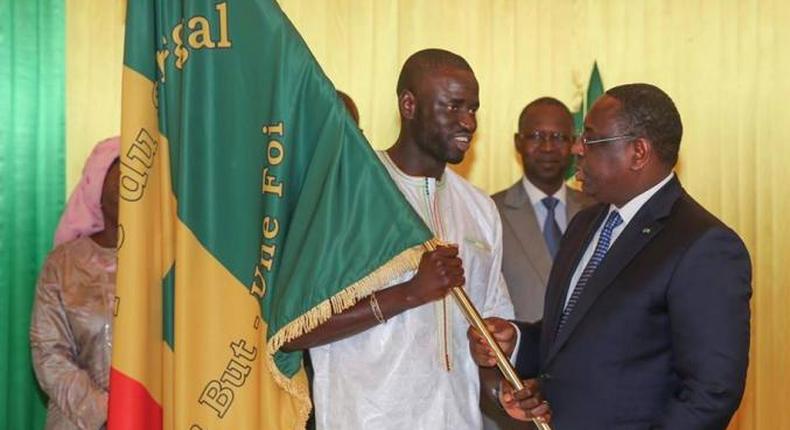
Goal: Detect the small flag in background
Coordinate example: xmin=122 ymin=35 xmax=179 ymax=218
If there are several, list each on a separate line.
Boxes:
xmin=568 ymin=61 xmax=605 ymax=183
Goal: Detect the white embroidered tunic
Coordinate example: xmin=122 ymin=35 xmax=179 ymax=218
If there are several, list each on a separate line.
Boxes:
xmin=310 ymin=151 xmax=514 ymax=430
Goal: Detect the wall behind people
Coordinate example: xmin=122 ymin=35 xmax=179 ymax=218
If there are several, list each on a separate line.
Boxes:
xmin=64 ymin=1 xmax=789 ymax=429
xmin=65 ymin=0 xmax=125 ymax=193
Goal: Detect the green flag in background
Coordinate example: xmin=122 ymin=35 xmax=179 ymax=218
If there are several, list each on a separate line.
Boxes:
xmin=568 ymin=62 xmax=604 ymax=181
xmin=572 ymin=61 xmax=605 ymax=132
xmin=110 ymin=1 xmax=433 ymax=428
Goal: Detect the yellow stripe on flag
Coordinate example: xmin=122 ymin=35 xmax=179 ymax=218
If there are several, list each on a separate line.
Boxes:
xmin=114 ymin=65 xmax=175 ymax=406
xmin=113 ymin=63 xmax=308 ymax=429
xmin=170 ymin=219 xmax=308 ymax=429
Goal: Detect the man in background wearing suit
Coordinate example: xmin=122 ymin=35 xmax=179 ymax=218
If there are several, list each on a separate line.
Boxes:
xmin=493 ymin=97 xmax=594 ymax=323
xmin=483 ymin=98 xmax=593 ymax=430
xmin=471 ymin=83 xmax=751 ymax=429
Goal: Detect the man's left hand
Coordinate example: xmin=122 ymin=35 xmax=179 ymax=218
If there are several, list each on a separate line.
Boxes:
xmin=500 ymin=378 xmax=552 ymax=423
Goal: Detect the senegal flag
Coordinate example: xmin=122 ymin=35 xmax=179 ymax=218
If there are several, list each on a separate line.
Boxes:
xmin=110 ymin=1 xmax=433 ymax=429
xmin=572 ymin=61 xmax=604 ymax=133
xmin=567 ymin=61 xmax=604 ymax=185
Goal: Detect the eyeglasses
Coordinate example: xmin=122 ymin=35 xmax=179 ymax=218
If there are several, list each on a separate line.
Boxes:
xmin=577 ymin=133 xmax=635 ymax=146
xmin=518 ymin=131 xmax=574 ymax=147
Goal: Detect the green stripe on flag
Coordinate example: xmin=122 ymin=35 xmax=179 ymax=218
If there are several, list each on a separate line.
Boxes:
xmin=572 ymin=61 xmax=605 ymax=132
xmin=162 ymin=266 xmax=175 ymax=349
xmin=569 ymin=61 xmax=605 ymax=179
xmin=586 ymin=62 xmax=605 ymax=114
xmin=124 ymin=0 xmax=433 ymax=381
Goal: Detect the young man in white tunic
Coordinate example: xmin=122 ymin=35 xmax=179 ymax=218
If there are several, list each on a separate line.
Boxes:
xmin=283 ymin=48 xmax=515 ymax=430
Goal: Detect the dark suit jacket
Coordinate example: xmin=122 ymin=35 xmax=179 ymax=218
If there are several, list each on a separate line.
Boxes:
xmin=486 ymin=182 xmax=593 ymax=430
xmin=493 ymin=181 xmax=594 ymax=323
xmin=515 ymin=176 xmax=751 ymax=430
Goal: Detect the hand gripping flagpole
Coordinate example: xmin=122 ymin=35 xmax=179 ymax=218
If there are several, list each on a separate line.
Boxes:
xmin=426 ymin=242 xmax=552 ymax=430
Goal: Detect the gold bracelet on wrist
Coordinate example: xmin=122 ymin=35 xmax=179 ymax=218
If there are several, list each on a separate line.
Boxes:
xmin=369 ymin=292 xmax=386 ymax=324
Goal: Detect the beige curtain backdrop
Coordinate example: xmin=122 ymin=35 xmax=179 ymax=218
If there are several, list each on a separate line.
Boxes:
xmin=66 ymin=1 xmax=789 ymax=429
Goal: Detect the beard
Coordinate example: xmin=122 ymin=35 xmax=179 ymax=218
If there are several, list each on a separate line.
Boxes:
xmin=418 ymin=130 xmax=469 ymax=165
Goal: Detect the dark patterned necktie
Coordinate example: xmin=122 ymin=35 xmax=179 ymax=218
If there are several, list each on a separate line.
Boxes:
xmin=556 ymin=210 xmax=623 ymax=335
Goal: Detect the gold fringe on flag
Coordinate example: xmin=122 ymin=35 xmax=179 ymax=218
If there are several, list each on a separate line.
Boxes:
xmin=266 ymin=238 xmax=439 ymax=429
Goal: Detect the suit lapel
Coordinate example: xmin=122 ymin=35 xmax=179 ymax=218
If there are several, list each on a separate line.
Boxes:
xmin=544 ymin=177 xmax=683 ymax=365
xmin=502 ymin=183 xmax=552 ymax=285
xmin=542 ymin=206 xmax=607 ymax=357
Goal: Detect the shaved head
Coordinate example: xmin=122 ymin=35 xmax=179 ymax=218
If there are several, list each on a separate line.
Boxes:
xmin=396 ymin=48 xmax=473 ymax=97
xmin=518 ymin=97 xmax=573 ymax=131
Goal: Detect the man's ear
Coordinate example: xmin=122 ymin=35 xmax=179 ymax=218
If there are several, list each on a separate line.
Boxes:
xmin=630 ymin=137 xmax=651 ymax=171
xmin=514 ymin=132 xmax=525 ymax=154
xmin=399 ymin=90 xmax=416 ymax=120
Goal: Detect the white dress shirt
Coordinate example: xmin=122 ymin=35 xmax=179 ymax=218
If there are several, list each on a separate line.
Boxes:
xmin=563 ymin=173 xmax=675 ymax=309
xmin=522 ymin=176 xmax=568 ymax=233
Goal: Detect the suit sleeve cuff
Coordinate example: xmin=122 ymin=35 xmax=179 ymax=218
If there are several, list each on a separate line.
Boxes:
xmin=509 ymin=321 xmax=521 ymax=365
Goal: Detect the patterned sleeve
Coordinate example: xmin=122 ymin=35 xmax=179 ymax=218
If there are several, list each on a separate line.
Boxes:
xmin=29 ymin=252 xmax=108 ymax=430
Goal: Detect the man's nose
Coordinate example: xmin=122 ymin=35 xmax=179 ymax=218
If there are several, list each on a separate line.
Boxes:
xmin=459 ymin=112 xmax=476 ymax=132
xmin=538 ymin=138 xmax=556 ymax=151
xmin=571 ymin=138 xmax=585 ymax=156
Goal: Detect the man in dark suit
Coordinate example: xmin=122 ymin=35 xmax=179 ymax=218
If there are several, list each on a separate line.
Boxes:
xmin=470 ymin=83 xmax=751 ymax=429
xmin=484 ymin=98 xmax=593 ymax=430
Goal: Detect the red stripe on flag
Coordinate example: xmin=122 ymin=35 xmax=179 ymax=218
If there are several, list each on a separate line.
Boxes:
xmin=108 ymin=367 xmax=163 ymax=430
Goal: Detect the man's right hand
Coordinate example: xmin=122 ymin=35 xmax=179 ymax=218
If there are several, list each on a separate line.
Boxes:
xmin=405 ymin=245 xmax=464 ymax=305
xmin=281 ymin=245 xmax=464 ymax=351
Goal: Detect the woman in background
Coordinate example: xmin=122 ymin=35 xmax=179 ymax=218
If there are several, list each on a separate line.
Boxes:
xmin=30 ymin=137 xmax=120 ymax=430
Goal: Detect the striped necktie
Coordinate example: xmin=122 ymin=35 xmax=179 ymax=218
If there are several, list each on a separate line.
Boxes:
xmin=556 ymin=210 xmax=623 ymax=335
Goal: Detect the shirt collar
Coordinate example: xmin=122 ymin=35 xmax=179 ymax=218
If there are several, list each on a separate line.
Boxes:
xmin=609 ymin=172 xmax=675 ymax=226
xmin=379 ymin=150 xmax=448 ymax=188
xmin=522 ymin=176 xmax=567 ymax=207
